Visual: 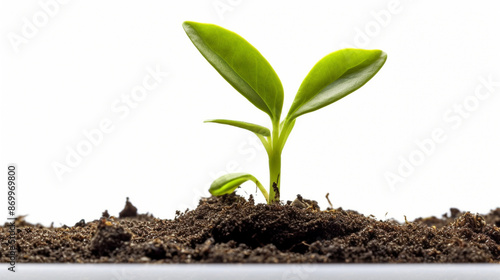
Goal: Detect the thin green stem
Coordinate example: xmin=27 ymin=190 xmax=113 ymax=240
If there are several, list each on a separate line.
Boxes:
xmin=256 ymin=134 xmax=271 ymax=155
xmin=254 ymin=179 xmax=269 ymax=203
xmin=268 ymin=121 xmax=281 ymax=204
xmin=278 ymin=118 xmax=296 ymax=151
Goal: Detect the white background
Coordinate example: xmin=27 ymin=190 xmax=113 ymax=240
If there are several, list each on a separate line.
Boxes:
xmin=1 ymin=0 xmax=500 ymax=226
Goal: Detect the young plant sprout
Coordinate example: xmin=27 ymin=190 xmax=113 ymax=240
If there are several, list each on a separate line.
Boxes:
xmin=183 ymin=21 xmax=387 ymax=204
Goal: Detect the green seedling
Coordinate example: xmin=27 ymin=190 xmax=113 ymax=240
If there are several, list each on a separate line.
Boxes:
xmin=183 ymin=21 xmax=387 ymax=204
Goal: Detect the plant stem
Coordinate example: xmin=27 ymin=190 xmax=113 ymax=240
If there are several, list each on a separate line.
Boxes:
xmin=268 ymin=121 xmax=281 ymax=204
xmin=254 ymin=178 xmax=269 ymax=203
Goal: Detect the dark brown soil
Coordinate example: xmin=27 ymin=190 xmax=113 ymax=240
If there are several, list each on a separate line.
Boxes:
xmin=1 ymin=194 xmax=500 ymax=263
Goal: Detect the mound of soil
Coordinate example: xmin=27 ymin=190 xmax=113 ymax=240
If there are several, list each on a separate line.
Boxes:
xmin=1 ymin=194 xmax=500 ymax=263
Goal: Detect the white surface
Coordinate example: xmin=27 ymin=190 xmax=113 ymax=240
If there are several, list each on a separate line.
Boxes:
xmin=3 ymin=264 xmax=500 ymax=280
xmin=1 ymin=0 xmax=500 ymax=226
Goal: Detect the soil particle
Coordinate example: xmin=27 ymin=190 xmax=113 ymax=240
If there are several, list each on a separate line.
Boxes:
xmin=290 ymin=194 xmax=319 ymax=210
xmin=119 ymin=197 xmax=138 ymax=218
xmin=89 ymin=219 xmax=132 ymax=257
xmin=102 ymin=210 xmax=110 ymax=219
xmin=272 ymin=175 xmax=280 ymax=201
xmin=2 ymin=194 xmax=500 ymax=263
xmin=74 ymin=219 xmax=86 ymax=227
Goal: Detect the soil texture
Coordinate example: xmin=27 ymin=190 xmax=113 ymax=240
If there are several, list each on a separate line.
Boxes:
xmin=1 ymin=194 xmax=500 ymax=263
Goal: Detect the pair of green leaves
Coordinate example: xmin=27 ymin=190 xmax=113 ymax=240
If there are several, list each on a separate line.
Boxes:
xmin=183 ymin=21 xmax=387 ymax=201
xmin=183 ymin=21 xmax=386 ymax=135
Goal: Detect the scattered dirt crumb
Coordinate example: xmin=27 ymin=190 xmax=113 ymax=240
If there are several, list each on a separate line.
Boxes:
xmin=102 ymin=210 xmax=110 ymax=219
xmin=119 ymin=197 xmax=137 ymax=218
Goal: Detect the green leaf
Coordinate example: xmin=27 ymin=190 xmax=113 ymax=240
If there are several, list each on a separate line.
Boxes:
xmin=205 ymin=119 xmax=270 ymax=137
xmin=286 ymin=49 xmax=387 ymax=121
xmin=209 ymin=173 xmax=269 ymax=202
xmin=183 ymin=21 xmax=284 ymax=121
